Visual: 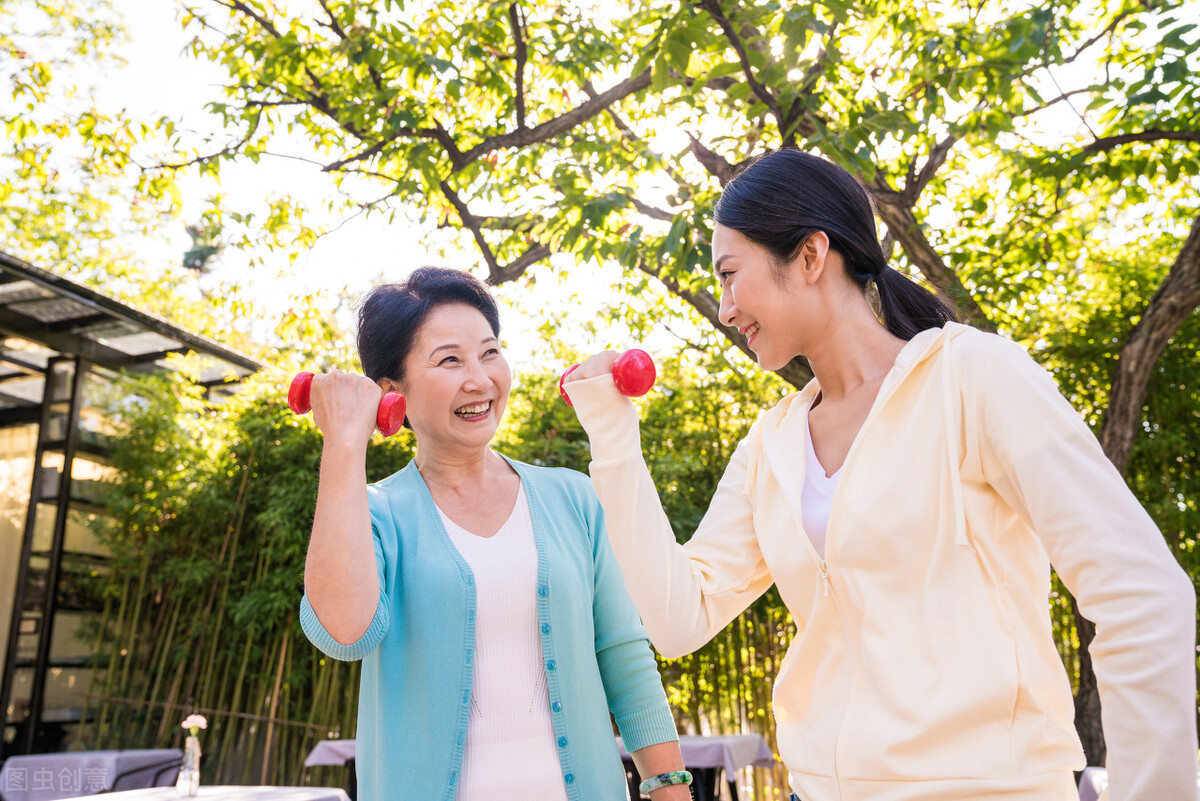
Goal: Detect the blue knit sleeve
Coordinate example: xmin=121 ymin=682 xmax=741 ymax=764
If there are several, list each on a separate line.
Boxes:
xmin=299 ymin=484 xmax=393 ymax=661
xmin=587 ymin=487 xmax=679 ymax=751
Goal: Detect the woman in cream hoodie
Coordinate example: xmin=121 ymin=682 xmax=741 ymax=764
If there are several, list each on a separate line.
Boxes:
xmin=561 ymin=150 xmax=1197 ymax=801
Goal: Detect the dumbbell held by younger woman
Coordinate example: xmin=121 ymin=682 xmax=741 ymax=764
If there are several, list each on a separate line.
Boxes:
xmin=558 ymin=349 xmax=656 ymax=407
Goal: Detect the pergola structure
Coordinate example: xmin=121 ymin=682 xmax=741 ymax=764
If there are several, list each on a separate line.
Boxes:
xmin=0 ymin=251 xmax=263 ymax=756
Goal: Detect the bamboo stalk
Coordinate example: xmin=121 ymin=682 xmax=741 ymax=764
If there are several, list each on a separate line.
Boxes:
xmin=261 ymin=616 xmax=292 ymax=784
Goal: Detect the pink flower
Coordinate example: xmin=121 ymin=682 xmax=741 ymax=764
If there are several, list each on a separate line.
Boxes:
xmin=181 ymin=714 xmax=208 ymax=736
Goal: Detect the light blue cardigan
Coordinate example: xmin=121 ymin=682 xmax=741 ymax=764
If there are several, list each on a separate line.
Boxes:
xmin=300 ymin=456 xmax=679 ymax=801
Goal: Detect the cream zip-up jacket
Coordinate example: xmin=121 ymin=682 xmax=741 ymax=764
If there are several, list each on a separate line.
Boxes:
xmin=569 ymin=323 xmax=1198 ymax=801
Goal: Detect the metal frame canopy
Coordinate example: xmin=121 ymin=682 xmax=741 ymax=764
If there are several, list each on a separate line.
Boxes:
xmin=0 ymin=250 xmax=263 ymax=756
xmin=0 ymin=251 xmax=261 ymax=395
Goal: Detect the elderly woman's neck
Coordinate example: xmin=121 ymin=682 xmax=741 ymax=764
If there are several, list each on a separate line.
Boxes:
xmin=415 ymin=447 xmax=507 ymax=491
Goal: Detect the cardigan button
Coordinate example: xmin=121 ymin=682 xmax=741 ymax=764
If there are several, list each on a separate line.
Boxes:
xmin=538 ymin=585 xmax=549 ymax=596
xmin=541 ymin=623 xmax=550 ymax=635
xmin=546 ymin=660 xmax=556 ymax=671
xmin=557 ymin=736 xmax=568 ymax=748
xmin=551 ymin=701 xmax=562 ymax=712
xmin=564 ymin=773 xmax=575 ymax=784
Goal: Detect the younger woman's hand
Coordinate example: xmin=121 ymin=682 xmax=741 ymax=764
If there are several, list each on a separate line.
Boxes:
xmin=563 ymin=350 xmax=620 ymax=383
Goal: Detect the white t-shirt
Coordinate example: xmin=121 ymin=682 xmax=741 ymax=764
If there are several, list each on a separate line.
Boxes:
xmin=437 ymin=485 xmax=567 ymax=801
xmin=802 ymin=401 xmax=842 ymax=560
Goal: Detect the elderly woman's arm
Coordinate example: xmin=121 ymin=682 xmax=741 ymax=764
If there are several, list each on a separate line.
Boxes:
xmin=303 ymin=371 xmax=385 ymax=645
xmin=585 ymin=492 xmax=692 ymax=800
xmin=630 ymin=741 xmax=691 ymax=801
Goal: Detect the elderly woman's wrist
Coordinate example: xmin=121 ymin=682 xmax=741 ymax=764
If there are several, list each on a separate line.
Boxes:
xmin=647 ymin=783 xmax=693 ymax=800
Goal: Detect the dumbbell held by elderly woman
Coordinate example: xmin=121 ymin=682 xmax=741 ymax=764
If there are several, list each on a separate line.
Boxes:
xmin=288 ymin=371 xmax=407 ymax=437
xmin=558 ymin=349 xmax=657 ymax=407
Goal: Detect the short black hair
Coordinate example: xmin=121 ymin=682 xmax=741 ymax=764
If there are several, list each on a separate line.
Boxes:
xmin=356 ymin=267 xmax=501 ymax=383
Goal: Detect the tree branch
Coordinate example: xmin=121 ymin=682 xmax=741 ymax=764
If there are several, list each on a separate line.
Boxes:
xmin=220 ymin=0 xmax=374 ymax=142
xmin=1061 ymin=8 xmax=1139 ymax=67
xmin=688 ymin=134 xmax=740 ymax=186
xmin=780 ymin=21 xmax=839 ymax=143
xmin=508 ymin=3 xmax=528 ymax=131
xmin=1015 ymin=87 xmax=1098 ymax=119
xmin=698 ymin=0 xmax=785 ymax=130
xmin=906 ymin=135 xmax=957 ymax=204
xmin=156 ymin=111 xmax=264 ymax=170
xmin=631 ymin=198 xmax=675 ymax=222
xmin=459 ymin=69 xmax=652 ymax=165
xmin=439 ymin=180 xmax=550 ymax=284
xmin=316 ymin=0 xmax=383 ymax=90
xmin=1081 ymin=129 xmax=1200 ymax=153
xmin=582 ymin=79 xmax=690 ymax=188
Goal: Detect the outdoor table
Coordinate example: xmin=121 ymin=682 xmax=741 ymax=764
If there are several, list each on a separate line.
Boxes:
xmin=1076 ymin=767 xmax=1106 ymax=801
xmin=0 ymin=749 xmax=181 ymax=801
xmin=302 ymin=741 xmax=356 ymax=800
xmin=57 ymin=787 xmax=350 ymax=801
xmin=617 ymin=734 xmax=775 ymax=801
xmin=1076 ymin=766 xmax=1200 ymax=801
xmin=305 ymin=733 xmax=775 ymax=801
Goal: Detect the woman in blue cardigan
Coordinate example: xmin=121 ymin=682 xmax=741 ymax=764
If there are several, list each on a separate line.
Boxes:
xmin=299 ymin=267 xmax=688 ymax=801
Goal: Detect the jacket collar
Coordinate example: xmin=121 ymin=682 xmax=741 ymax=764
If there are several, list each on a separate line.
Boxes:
xmin=756 ymin=323 xmax=975 ymax=549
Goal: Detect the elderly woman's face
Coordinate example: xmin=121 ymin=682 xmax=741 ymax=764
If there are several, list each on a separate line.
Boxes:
xmin=400 ymin=302 xmax=511 ymax=453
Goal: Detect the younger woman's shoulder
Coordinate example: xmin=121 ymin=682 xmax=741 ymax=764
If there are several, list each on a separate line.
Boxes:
xmin=942 ymin=323 xmax=1043 ymax=378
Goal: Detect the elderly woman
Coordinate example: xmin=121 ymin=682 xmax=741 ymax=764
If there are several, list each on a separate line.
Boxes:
xmin=298 ymin=267 xmax=688 ymax=801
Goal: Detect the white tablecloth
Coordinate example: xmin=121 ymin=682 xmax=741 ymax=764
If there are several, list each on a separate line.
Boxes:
xmin=302 ymin=740 xmax=357 ymax=768
xmin=0 ymin=749 xmax=181 ymax=801
xmin=58 ymin=787 xmax=350 ymax=801
xmin=304 ymin=735 xmax=776 ymax=777
xmin=1077 ymin=767 xmax=1107 ymax=801
xmin=1077 ymin=766 xmax=1200 ymax=801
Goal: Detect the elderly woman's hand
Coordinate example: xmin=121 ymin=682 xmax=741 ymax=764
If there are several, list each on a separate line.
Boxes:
xmin=309 ymin=369 xmax=384 ymax=447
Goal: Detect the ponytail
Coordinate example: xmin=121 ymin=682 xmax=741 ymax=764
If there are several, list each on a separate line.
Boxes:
xmin=874 ymin=267 xmax=957 ymax=340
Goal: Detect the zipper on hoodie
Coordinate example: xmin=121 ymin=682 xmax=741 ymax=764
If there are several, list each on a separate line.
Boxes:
xmin=814 ymin=337 xmax=939 ymax=800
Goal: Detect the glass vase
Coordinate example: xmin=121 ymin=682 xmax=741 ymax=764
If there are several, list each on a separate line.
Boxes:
xmin=176 ymin=734 xmax=201 ymax=797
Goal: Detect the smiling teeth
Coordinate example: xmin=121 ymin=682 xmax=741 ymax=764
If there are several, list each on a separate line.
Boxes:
xmin=456 ymin=402 xmax=490 ymax=416
xmin=746 ymin=324 xmax=760 ymax=338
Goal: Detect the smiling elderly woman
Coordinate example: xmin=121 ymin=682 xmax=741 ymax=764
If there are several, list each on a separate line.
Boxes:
xmin=298 ymin=267 xmax=687 ymax=801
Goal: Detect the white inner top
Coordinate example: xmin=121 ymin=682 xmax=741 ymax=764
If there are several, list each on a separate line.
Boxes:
xmin=437 ymin=485 xmax=567 ymax=801
xmin=802 ymin=399 xmax=843 ymax=560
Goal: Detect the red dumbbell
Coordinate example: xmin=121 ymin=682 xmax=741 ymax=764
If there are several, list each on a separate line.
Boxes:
xmin=288 ymin=372 xmax=407 ymax=437
xmin=558 ymin=349 xmax=657 ymax=407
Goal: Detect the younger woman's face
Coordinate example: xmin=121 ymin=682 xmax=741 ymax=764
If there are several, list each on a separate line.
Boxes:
xmin=712 ymin=224 xmax=812 ymax=370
